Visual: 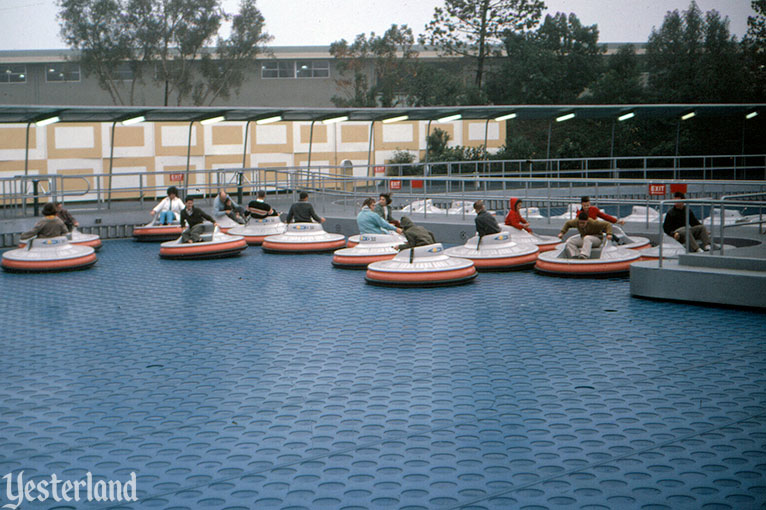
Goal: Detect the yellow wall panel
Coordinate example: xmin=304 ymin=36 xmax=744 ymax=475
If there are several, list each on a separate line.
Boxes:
xmin=1 ymin=126 xmax=36 ymax=149
xmin=212 ymin=125 xmax=243 ymax=145
xmin=300 ymin=124 xmax=327 ymax=144
xmin=0 ymin=160 xmax=46 ymax=174
xmin=341 ymin=125 xmax=368 ymax=143
xmin=114 ymin=126 xmax=145 ymax=147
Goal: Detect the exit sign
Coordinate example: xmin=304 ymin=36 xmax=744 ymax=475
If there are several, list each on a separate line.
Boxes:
xmin=648 ymin=184 xmax=666 ymax=196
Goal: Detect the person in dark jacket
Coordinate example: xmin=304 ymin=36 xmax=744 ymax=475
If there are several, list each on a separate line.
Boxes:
xmin=473 ymin=200 xmax=501 ymax=237
xmin=54 ymin=202 xmax=79 ymax=232
xmin=285 ymin=191 xmax=325 ymax=224
xmin=396 ymin=216 xmax=436 ymax=251
xmin=247 ymin=190 xmax=279 ymax=218
xmin=180 ymin=197 xmax=218 ymax=243
xmin=663 ymin=192 xmax=711 ymax=252
xmin=20 ymin=202 xmax=69 ymax=240
xmin=374 ymin=193 xmax=399 ymax=227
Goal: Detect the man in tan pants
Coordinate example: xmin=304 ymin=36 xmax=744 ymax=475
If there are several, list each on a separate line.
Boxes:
xmin=558 ymin=211 xmax=613 ymax=259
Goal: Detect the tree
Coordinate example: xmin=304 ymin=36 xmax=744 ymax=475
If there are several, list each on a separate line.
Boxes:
xmin=588 ymin=44 xmax=645 ymax=103
xmin=485 ymin=12 xmax=602 ymax=104
xmin=422 ymin=0 xmax=546 ymax=90
xmin=645 ymin=1 xmax=746 ymax=102
xmin=194 ymin=0 xmax=272 ymax=105
xmin=405 ymin=63 xmax=482 ymax=106
xmin=742 ymin=0 xmax=766 ymax=100
xmin=329 ymin=24 xmax=418 ymax=107
xmin=58 ymin=0 xmax=271 ymax=105
xmin=58 ymin=0 xmax=135 ymax=104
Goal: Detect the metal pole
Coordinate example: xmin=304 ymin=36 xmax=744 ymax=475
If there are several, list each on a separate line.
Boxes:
xmin=237 ymin=171 xmax=243 ymax=204
xmin=107 ymin=120 xmax=117 ymax=209
xmin=684 ymin=202 xmax=690 ymax=253
xmin=546 ymin=120 xmax=552 ymax=171
xmin=242 ymin=120 xmax=251 ymax=168
xmin=307 ymin=120 xmax=315 ymax=175
xmin=424 ymin=120 xmax=432 ymax=176
xmin=673 ymin=119 xmax=681 ymax=179
xmin=483 ymin=118 xmax=490 ymax=158
xmin=719 ymin=203 xmax=725 ymax=255
xmin=32 ymin=179 xmax=39 ymax=216
xmin=610 ymin=119 xmax=616 ymax=171
xmin=24 ymin=121 xmax=32 ymax=177
xmin=658 ymin=201 xmax=664 ymax=267
xmin=367 ymin=120 xmax=375 ymax=171
xmin=184 ymin=120 xmax=194 ymax=196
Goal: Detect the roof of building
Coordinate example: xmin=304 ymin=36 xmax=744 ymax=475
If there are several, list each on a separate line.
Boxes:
xmin=0 ymin=103 xmax=761 ymax=125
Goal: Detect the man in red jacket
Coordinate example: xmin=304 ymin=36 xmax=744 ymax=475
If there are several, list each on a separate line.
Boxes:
xmin=577 ymin=196 xmax=625 ymax=225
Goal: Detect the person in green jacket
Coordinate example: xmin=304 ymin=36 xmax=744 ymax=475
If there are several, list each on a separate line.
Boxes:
xmin=558 ymin=211 xmax=613 ymax=259
xmin=396 ymin=216 xmax=436 ymax=251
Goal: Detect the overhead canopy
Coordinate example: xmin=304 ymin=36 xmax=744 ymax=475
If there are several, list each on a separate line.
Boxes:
xmin=0 ymin=103 xmax=762 ymax=124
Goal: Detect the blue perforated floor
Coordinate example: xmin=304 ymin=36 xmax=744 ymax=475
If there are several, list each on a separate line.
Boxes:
xmin=1 ymin=239 xmax=765 ymax=510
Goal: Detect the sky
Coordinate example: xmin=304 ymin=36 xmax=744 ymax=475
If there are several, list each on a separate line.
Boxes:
xmin=0 ymin=0 xmax=756 ymax=51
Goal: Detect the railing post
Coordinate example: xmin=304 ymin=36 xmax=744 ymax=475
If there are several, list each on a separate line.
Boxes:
xmin=32 ymin=179 xmax=40 ymax=216
xmin=237 ymin=171 xmax=243 ymax=204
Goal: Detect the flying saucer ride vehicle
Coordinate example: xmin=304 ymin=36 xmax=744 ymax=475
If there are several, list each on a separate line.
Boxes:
xmin=19 ymin=228 xmax=102 ymax=251
xmin=158 ymin=224 xmax=247 ymax=260
xmin=227 ymin=216 xmax=287 ymax=245
xmin=500 ymin=225 xmax=561 ymax=252
xmin=261 ymin=223 xmax=346 ymax=254
xmin=365 ymin=243 xmax=477 ymax=287
xmin=444 ymin=231 xmax=539 ymax=271
xmin=535 ymin=238 xmax=641 ymax=277
xmin=332 ymin=232 xmax=406 ymax=269
xmin=2 ymin=235 xmax=97 ymax=272
xmin=133 ymin=218 xmax=184 ymax=242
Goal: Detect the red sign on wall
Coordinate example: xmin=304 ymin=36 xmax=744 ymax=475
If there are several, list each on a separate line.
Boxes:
xmin=374 ymin=166 xmax=385 ymax=176
xmin=648 ymin=184 xmax=666 ymax=196
xmin=169 ymin=173 xmax=184 ymax=182
xmin=670 ymin=183 xmax=687 ymax=194
xmin=390 ymin=180 xmax=402 ymax=190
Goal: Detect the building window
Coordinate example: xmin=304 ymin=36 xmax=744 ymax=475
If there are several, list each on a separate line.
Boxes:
xmin=0 ymin=64 xmax=26 ymax=83
xmin=261 ymin=60 xmax=330 ymax=79
xmin=113 ymin=62 xmax=134 ymax=81
xmin=261 ymin=61 xmax=294 ymax=79
xmin=46 ymin=63 xmax=80 ymax=82
xmin=296 ymin=60 xmax=329 ymax=78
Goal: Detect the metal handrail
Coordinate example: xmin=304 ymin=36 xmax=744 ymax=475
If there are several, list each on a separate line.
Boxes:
xmin=657 ymin=198 xmax=766 ymax=265
xmin=2 ymin=166 xmax=765 ymax=227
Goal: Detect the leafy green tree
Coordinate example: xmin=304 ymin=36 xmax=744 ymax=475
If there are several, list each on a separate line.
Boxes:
xmin=588 ymin=44 xmax=645 ymax=103
xmin=645 ymin=1 xmax=746 ymax=102
xmin=58 ymin=0 xmax=271 ymax=105
xmin=329 ymin=24 xmax=418 ymax=107
xmin=58 ymin=0 xmax=135 ymax=104
xmin=742 ymin=0 xmax=766 ymax=100
xmin=194 ymin=0 xmax=272 ymax=105
xmin=422 ymin=0 xmax=546 ymax=90
xmin=405 ymin=63 xmax=483 ymax=106
xmin=485 ymin=12 xmax=602 ymax=104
